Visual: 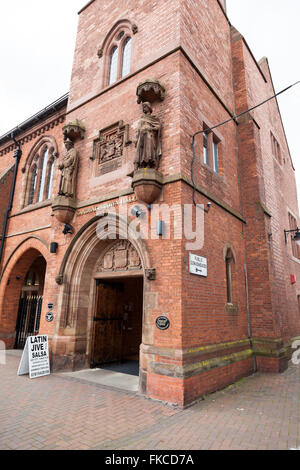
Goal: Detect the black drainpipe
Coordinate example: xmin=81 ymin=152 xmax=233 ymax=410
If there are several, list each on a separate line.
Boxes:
xmin=0 ymin=133 xmax=22 ymax=271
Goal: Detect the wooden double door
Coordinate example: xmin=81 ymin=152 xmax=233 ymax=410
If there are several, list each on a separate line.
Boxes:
xmin=91 ymin=277 xmax=143 ymax=367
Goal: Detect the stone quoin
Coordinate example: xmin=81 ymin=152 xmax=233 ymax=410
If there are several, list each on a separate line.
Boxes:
xmin=0 ymin=0 xmax=300 ymax=407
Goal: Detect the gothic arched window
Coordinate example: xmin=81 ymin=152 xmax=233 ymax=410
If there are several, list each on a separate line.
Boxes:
xmin=121 ymin=37 xmax=132 ymax=77
xmin=46 ymin=160 xmax=55 ymax=200
xmin=22 ymin=136 xmax=58 ymax=208
xmin=109 ymin=46 xmax=119 ymax=85
xmin=28 ymin=166 xmax=37 ymax=206
xmin=225 ymin=248 xmax=235 ymax=304
xmin=99 ymin=20 xmax=137 ymax=88
xmin=37 ymin=148 xmax=49 ymax=202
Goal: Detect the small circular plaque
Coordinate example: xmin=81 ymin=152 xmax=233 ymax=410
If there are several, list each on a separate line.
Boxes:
xmin=46 ymin=312 xmax=54 ymax=323
xmin=156 ymin=316 xmax=170 ymax=330
xmin=48 ymin=303 xmax=54 ymax=310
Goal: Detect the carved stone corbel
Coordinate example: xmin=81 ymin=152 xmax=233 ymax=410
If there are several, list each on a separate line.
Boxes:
xmin=136 ymin=79 xmax=166 ymax=104
xmin=145 ymin=268 xmax=156 ymax=280
xmin=62 ymin=119 xmax=86 ymax=142
xmin=132 ymin=24 xmax=138 ymax=34
xmin=55 ymin=275 xmax=64 ymax=285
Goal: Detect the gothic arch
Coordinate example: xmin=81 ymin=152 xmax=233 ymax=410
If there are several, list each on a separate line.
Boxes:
xmin=0 ymin=238 xmax=49 ymax=347
xmin=56 ymin=213 xmax=152 ymax=284
xmin=20 ymin=135 xmax=59 ymax=208
xmin=98 ymin=19 xmax=138 ymax=88
xmin=52 ymin=212 xmax=153 ymax=368
xmin=223 ymin=244 xmax=236 ymax=264
xmin=0 ymin=236 xmax=49 ymax=283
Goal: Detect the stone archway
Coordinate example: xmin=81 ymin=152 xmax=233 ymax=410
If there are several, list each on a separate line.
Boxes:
xmin=0 ymin=238 xmax=49 ymax=349
xmin=51 ymin=213 xmax=155 ymax=374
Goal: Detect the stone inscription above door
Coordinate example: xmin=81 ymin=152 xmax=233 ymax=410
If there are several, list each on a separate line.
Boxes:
xmin=91 ymin=121 xmax=131 ymax=176
xmin=96 ymin=240 xmax=142 ymax=273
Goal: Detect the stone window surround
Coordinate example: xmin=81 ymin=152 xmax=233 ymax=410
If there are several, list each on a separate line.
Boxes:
xmin=223 ymin=244 xmax=237 ymax=307
xmin=270 ymin=131 xmax=283 ymax=165
xmin=107 ymin=33 xmax=132 ymax=85
xmin=202 ymin=122 xmax=221 ymax=174
xmin=288 ymin=211 xmax=300 ymax=260
xmin=20 ymin=136 xmax=58 ymax=210
xmin=98 ymin=19 xmax=138 ymax=89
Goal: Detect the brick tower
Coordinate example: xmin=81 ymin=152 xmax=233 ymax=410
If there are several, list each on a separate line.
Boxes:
xmin=0 ymin=0 xmax=299 ymax=407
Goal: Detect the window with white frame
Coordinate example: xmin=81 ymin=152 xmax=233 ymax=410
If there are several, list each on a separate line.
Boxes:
xmin=202 ymin=125 xmax=220 ymax=173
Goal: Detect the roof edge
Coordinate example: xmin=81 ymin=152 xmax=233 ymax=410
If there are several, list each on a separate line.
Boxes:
xmin=0 ymin=93 xmax=68 ymax=147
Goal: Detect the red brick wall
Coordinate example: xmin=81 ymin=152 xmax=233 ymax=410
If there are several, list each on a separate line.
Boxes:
xmin=0 ymin=0 xmax=299 ymax=405
xmin=231 ymin=29 xmax=300 ymax=354
xmin=0 ymin=165 xmax=14 ymax=238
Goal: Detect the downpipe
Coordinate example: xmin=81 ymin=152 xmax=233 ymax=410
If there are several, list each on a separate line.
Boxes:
xmin=0 ymin=133 xmax=22 ymax=272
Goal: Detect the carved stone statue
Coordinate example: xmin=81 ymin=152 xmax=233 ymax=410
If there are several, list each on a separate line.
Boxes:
xmin=58 ymin=138 xmax=79 ymax=199
xmin=134 ymin=102 xmax=162 ymax=171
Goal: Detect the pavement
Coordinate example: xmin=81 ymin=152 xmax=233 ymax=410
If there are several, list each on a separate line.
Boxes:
xmin=61 ymin=363 xmax=140 ymax=392
xmin=1 ymin=351 xmax=300 ymax=450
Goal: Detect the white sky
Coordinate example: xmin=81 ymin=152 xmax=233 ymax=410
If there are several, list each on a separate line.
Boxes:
xmin=0 ymin=0 xmax=299 ymax=199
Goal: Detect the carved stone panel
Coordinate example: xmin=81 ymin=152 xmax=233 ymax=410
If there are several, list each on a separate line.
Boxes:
xmin=91 ymin=121 xmax=131 ymax=176
xmin=97 ymin=240 xmax=142 ymax=273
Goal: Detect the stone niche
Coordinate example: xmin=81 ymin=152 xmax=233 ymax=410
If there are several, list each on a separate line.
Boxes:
xmin=91 ymin=121 xmax=131 ymax=176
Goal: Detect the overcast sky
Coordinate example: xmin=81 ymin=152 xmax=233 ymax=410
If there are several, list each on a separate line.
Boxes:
xmin=1 ymin=0 xmax=299 ymax=198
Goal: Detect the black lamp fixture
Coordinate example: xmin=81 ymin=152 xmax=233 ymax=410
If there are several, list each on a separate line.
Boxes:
xmin=50 ymin=242 xmax=58 ymax=254
xmin=284 ymin=227 xmax=300 ymax=245
xmin=62 ymin=223 xmax=74 ymax=235
xmin=131 ymin=205 xmax=145 ymax=218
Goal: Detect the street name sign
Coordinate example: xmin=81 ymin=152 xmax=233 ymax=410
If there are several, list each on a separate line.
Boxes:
xmin=189 ymin=253 xmax=207 ymax=277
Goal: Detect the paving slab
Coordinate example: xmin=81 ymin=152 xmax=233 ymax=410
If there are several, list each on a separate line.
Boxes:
xmin=61 ymin=367 xmax=139 ymax=392
xmin=1 ymin=352 xmax=300 ymax=450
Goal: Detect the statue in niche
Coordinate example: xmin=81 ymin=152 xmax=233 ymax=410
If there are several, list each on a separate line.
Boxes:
xmin=58 ymin=138 xmax=79 ymax=198
xmin=134 ymin=102 xmax=162 ymax=171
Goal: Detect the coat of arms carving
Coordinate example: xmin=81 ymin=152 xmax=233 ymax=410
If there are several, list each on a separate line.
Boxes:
xmin=97 ymin=240 xmax=142 ymax=273
xmin=91 ymin=121 xmax=131 ymax=176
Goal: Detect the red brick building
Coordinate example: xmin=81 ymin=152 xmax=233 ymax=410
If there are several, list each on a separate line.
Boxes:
xmin=0 ymin=0 xmax=299 ymax=406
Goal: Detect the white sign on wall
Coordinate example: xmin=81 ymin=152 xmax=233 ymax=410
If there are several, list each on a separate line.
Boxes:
xmin=17 ymin=335 xmax=50 ymax=379
xmin=189 ymin=253 xmax=207 ymax=277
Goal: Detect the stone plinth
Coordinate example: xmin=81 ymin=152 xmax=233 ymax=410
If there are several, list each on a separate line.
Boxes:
xmin=132 ymin=168 xmax=163 ymax=204
xmin=52 ymin=196 xmax=76 ymax=224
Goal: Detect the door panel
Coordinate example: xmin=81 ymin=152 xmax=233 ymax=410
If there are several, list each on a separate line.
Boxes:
xmin=92 ymin=281 xmax=124 ymax=366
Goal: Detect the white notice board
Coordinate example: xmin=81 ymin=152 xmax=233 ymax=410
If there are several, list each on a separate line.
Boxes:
xmin=17 ymin=335 xmax=50 ymax=379
xmin=189 ymin=253 xmax=207 ymax=277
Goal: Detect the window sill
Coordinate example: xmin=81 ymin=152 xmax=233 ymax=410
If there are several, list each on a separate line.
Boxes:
xmin=11 ymin=199 xmax=52 ymax=218
xmin=202 ymin=163 xmax=225 ymax=182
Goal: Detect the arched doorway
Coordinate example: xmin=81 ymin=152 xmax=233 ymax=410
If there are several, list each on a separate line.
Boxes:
xmin=91 ymin=241 xmax=144 ymax=372
xmin=52 ymin=213 xmax=154 ymax=379
xmin=14 ymin=256 xmax=46 ymax=349
xmin=0 ymin=242 xmax=48 ymax=350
